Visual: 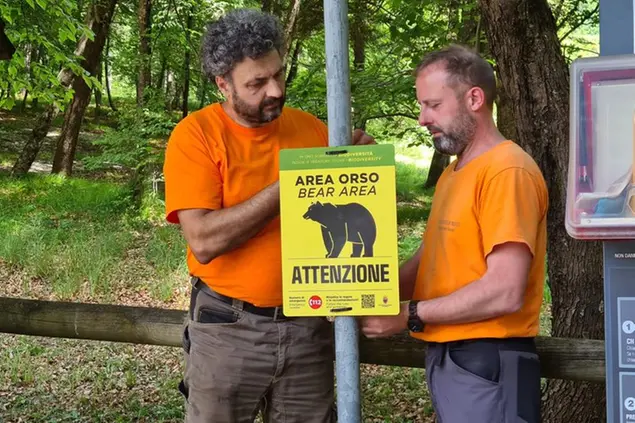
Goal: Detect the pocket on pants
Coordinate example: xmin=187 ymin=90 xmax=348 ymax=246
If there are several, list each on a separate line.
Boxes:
xmin=193 ymin=293 xmax=244 ymax=326
xmin=448 ymin=341 xmax=501 ymax=385
xmin=438 ymin=345 xmax=502 ymax=423
xmin=197 ymin=306 xmax=240 ymax=324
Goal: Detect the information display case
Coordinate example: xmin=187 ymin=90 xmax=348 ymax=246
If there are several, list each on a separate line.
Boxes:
xmin=566 ymin=54 xmax=635 ymax=239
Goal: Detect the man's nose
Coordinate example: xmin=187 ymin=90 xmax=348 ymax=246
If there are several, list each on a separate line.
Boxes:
xmin=266 ymin=79 xmax=283 ymax=99
xmin=418 ymin=108 xmax=431 ymax=127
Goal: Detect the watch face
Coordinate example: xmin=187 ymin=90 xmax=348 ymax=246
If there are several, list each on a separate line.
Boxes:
xmin=408 ymin=320 xmax=423 ymax=332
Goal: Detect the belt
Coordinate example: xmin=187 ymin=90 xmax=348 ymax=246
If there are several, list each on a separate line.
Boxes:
xmin=191 ymin=277 xmax=290 ymax=321
xmin=437 ymin=337 xmax=537 ymax=354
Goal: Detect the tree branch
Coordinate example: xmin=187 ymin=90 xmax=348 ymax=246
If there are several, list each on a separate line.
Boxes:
xmin=558 ymin=3 xmax=599 ymax=42
xmin=364 ymin=112 xmax=418 ymax=122
xmin=556 ymin=0 xmax=583 ymax=30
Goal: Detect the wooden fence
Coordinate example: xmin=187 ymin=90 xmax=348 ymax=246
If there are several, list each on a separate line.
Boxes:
xmin=0 ymin=296 xmax=605 ymax=383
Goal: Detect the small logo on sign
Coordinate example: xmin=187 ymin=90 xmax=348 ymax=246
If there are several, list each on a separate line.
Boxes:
xmin=383 ymin=296 xmax=388 ymax=304
xmin=309 ymin=295 xmax=323 ymax=309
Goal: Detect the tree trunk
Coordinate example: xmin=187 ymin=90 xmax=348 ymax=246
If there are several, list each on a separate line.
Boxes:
xmin=49 ymin=0 xmax=118 ymax=176
xmin=165 ymin=69 xmax=171 ymax=98
xmin=0 ymin=17 xmax=15 ymax=60
xmin=20 ymin=90 xmax=29 ymax=112
xmin=285 ymin=41 xmax=301 ymax=85
xmin=424 ymin=151 xmax=450 ymax=189
xmin=94 ymin=59 xmax=103 ymax=117
xmin=495 ymin=67 xmax=518 ymax=141
xmin=351 ymin=0 xmax=366 ymax=72
xmin=11 ymin=66 xmax=75 ymax=176
xmin=262 ymin=0 xmax=273 ymax=13
xmin=157 ymin=55 xmax=166 ymax=91
xmin=182 ymin=8 xmax=193 ymax=119
xmin=282 ymin=0 xmax=301 ymax=60
xmin=51 ymin=79 xmax=92 ymax=175
xmin=104 ymin=36 xmax=117 ymax=112
xmin=479 ymin=2 xmax=605 ymax=423
xmin=137 ymin=0 xmax=152 ymax=107
xmin=11 ymin=106 xmax=59 ymax=175
xmin=171 ymin=81 xmax=181 ymax=111
xmin=198 ymin=79 xmax=207 ymax=109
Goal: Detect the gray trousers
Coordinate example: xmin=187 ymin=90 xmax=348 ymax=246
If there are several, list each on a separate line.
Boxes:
xmin=425 ymin=338 xmax=541 ymax=423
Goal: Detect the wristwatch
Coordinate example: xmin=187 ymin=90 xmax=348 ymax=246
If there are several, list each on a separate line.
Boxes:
xmin=407 ymin=300 xmax=425 ymax=332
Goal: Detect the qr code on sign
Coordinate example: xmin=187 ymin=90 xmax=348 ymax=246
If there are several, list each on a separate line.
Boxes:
xmin=361 ymin=294 xmax=375 ymax=309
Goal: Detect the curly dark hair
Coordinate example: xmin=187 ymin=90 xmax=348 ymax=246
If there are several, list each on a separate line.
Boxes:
xmin=201 ymin=8 xmax=284 ymax=81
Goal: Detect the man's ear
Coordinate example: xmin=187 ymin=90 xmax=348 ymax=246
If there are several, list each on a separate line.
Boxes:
xmin=215 ymin=75 xmax=230 ymax=98
xmin=466 ymin=86 xmax=486 ymax=112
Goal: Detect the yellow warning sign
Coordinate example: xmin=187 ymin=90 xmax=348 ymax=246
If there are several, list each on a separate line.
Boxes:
xmin=279 ymin=144 xmax=400 ymax=316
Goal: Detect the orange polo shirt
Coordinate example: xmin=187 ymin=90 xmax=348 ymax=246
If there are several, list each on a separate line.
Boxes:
xmin=411 ymin=140 xmax=549 ymax=343
xmin=163 ymin=103 xmax=328 ymax=307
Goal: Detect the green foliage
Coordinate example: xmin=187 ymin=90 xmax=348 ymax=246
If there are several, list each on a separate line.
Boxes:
xmin=82 ymin=104 xmax=179 ymax=172
xmin=284 ymin=0 xmax=466 ymax=144
xmin=395 ymin=161 xmax=428 ymax=202
xmin=145 ymin=224 xmax=188 ymax=301
xmin=0 ymin=0 xmax=94 ymax=110
xmin=550 ymin=0 xmax=599 ymax=60
xmin=107 ymin=0 xmax=258 ymax=110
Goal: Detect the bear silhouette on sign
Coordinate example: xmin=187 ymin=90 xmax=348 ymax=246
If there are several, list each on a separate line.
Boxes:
xmin=303 ymin=201 xmax=377 ymax=258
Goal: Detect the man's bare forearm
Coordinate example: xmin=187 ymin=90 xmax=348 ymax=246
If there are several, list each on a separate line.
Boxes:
xmin=178 ymin=182 xmax=280 ymax=263
xmin=415 ymin=243 xmax=531 ymax=324
xmin=416 ymin=273 xmax=524 ymax=324
xmin=399 ymin=243 xmax=423 ymax=301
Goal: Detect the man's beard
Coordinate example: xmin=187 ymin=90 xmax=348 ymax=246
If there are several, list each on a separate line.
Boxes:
xmin=231 ymin=87 xmax=285 ymax=125
xmin=429 ymin=107 xmax=476 ymax=156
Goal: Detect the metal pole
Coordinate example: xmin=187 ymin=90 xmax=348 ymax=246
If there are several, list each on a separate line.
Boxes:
xmin=334 ymin=317 xmax=361 ymax=422
xmin=323 ymin=0 xmax=361 ymax=421
xmin=323 ymin=0 xmax=352 ymax=147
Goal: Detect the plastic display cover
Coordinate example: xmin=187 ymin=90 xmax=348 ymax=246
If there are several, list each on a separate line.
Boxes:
xmin=566 ymin=54 xmax=635 ymax=240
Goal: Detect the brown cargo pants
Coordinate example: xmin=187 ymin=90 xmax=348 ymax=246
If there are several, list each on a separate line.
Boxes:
xmin=179 ymin=278 xmax=336 ymax=423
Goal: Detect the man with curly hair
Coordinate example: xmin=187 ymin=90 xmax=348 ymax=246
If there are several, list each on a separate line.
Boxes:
xmin=163 ymin=8 xmax=374 ymax=423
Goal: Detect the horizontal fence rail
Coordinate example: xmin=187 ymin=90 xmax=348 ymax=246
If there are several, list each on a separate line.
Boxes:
xmin=0 ymin=297 xmax=605 ymax=383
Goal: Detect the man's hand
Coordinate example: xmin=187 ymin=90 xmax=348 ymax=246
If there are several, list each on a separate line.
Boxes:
xmin=352 ymin=128 xmax=376 ymax=145
xmin=359 ymin=302 xmax=408 ymax=338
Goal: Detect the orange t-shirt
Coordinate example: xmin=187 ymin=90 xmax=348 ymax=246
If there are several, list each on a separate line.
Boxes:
xmin=411 ymin=140 xmax=549 ymax=343
xmin=163 ymin=103 xmax=328 ymax=307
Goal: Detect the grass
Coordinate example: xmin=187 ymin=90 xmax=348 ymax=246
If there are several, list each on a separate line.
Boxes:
xmin=0 ymin=121 xmax=551 ymax=422
xmin=0 ymin=174 xmax=132 ymax=297
xmin=0 ymin=171 xmax=188 ymax=305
